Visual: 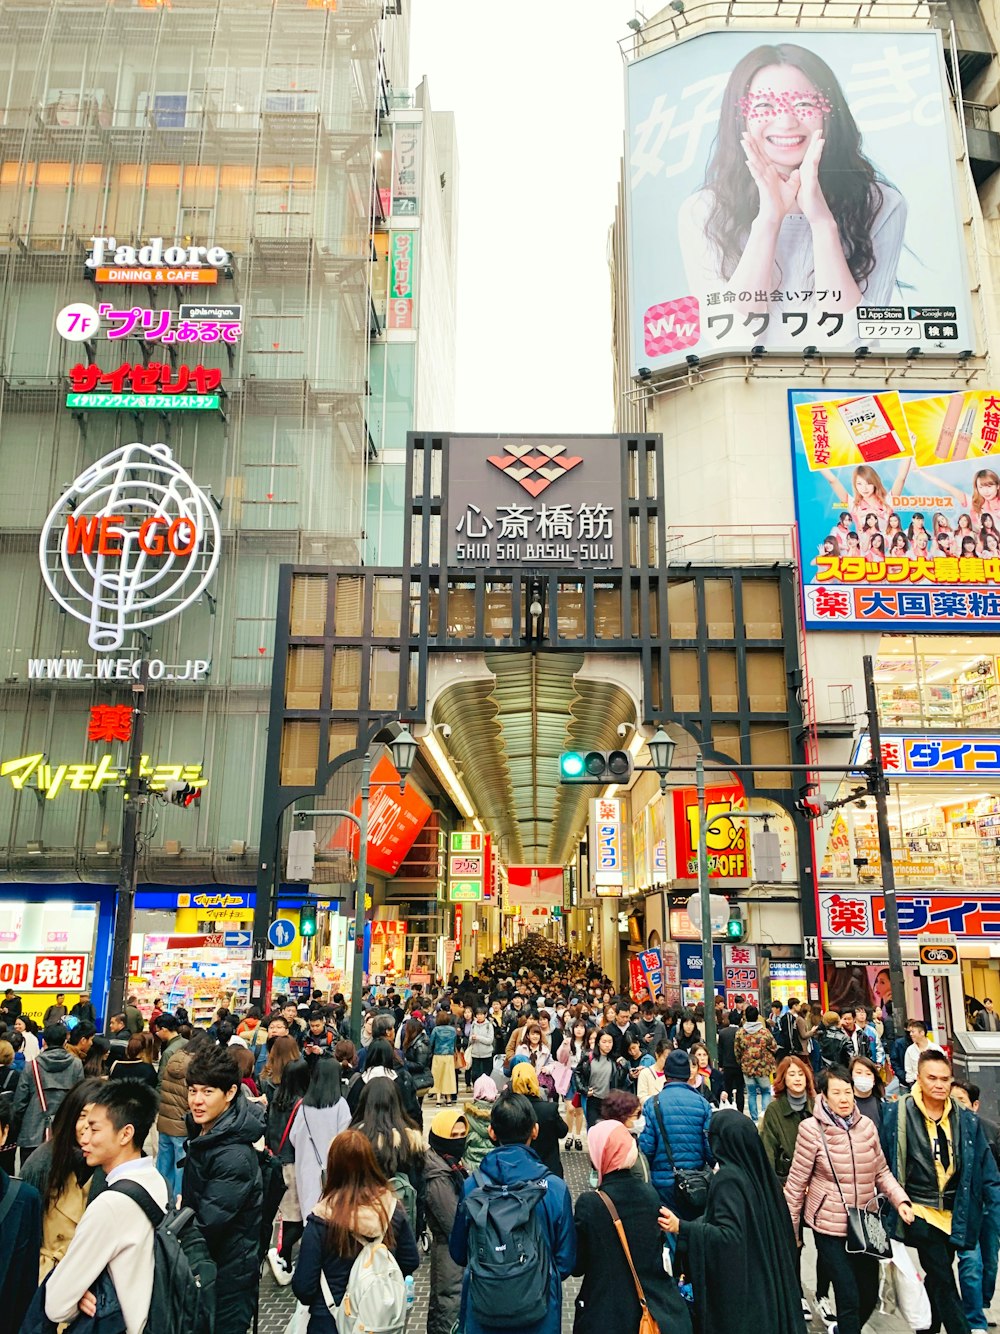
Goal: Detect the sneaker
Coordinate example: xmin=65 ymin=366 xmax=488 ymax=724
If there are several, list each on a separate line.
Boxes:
xmin=817 ymin=1297 xmax=835 ymax=1326
xmin=267 ymin=1247 xmax=294 ymax=1287
xmin=801 ymin=1298 xmax=812 ymax=1320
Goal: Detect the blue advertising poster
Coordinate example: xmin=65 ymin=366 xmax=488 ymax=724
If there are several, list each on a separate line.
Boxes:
xmin=790 ymin=386 xmax=1000 ymax=632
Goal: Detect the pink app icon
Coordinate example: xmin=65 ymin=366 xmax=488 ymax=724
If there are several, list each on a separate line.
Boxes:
xmin=644 ymin=297 xmax=700 ymax=356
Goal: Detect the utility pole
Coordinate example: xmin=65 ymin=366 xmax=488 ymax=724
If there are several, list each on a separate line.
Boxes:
xmin=105 ymin=659 xmax=148 ymax=1028
xmin=350 ymin=752 xmax=371 ymax=1045
xmin=696 ymin=752 xmax=717 ymax=1060
xmin=863 ymin=654 xmax=908 ymax=1034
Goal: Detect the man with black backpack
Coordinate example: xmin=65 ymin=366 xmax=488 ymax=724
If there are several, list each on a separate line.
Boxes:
xmin=43 ymin=1081 xmax=168 ymax=1332
xmin=449 ymin=1088 xmax=575 ymax=1334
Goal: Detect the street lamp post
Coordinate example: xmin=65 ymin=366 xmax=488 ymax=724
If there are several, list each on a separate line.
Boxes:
xmin=289 ymin=726 xmax=415 ymax=1044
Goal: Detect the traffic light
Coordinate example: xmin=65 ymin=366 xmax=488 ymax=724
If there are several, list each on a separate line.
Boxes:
xmin=557 ymin=749 xmax=633 ymax=784
xmin=165 ymin=781 xmax=199 ymax=808
xmin=299 ymin=901 xmax=317 ymax=937
xmin=726 ymin=907 xmax=745 ymax=941
xmin=795 ymin=790 xmax=829 ymax=820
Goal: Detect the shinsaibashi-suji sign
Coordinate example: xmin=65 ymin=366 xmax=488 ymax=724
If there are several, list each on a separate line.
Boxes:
xmin=446 ymin=436 xmax=624 ymax=569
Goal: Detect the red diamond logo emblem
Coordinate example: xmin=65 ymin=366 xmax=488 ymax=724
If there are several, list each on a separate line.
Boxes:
xmin=486 ymin=443 xmax=583 ymax=497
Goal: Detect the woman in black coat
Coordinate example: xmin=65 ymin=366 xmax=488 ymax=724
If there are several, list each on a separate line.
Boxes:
xmin=658 ymin=1110 xmax=803 ymax=1334
xmin=573 ymin=1119 xmax=692 ymax=1334
xmin=510 ymin=1063 xmax=568 ymax=1178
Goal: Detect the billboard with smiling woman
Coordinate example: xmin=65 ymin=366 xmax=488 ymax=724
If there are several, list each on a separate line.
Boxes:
xmin=625 ymin=29 xmax=974 ymax=370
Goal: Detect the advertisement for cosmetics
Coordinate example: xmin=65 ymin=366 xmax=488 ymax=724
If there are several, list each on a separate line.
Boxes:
xmin=625 ymin=28 xmax=973 ymax=371
xmin=790 ymin=387 xmax=1000 ymax=632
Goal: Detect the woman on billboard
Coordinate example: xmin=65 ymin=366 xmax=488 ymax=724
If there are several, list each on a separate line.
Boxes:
xmin=680 ymin=44 xmax=906 ymax=315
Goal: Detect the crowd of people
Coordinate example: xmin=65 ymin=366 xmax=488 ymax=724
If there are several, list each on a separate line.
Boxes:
xmin=0 ymin=939 xmax=997 ymax=1334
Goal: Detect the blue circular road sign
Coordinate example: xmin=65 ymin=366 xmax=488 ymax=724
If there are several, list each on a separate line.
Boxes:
xmin=267 ymin=918 xmax=296 ymax=948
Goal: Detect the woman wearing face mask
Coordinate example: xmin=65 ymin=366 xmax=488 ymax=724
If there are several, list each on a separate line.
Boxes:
xmin=783 ymin=1066 xmax=912 ymax=1334
xmin=424 ymin=1108 xmax=469 ymax=1334
xmin=848 ymin=1055 xmax=884 ymax=1130
xmin=600 ymin=1089 xmax=652 ymax=1184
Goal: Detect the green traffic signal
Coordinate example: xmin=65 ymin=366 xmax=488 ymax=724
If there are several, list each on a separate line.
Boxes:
xmin=726 ymin=913 xmax=744 ymax=941
xmin=300 ymin=902 xmax=317 ymax=937
xmin=558 ymin=749 xmax=633 ymax=785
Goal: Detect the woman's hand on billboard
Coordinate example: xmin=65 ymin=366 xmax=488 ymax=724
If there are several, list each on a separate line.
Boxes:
xmin=796 ymin=131 xmax=832 ymax=228
xmin=741 ymin=133 xmax=798 ymax=228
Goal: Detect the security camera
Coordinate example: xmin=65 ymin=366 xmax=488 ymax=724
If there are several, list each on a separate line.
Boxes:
xmin=616 ymin=722 xmax=633 ymax=739
xmin=439 ymin=723 xmax=451 ymax=740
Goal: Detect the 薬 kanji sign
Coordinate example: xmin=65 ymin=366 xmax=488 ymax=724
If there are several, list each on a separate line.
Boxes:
xmin=852 ymin=732 xmax=1000 ymax=778
xmin=820 ymin=890 xmax=1000 ymax=939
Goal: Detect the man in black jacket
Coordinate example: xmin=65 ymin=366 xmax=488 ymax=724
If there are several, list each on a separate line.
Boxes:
xmin=0 ymin=989 xmax=21 ymax=1024
xmin=717 ymin=1014 xmax=744 ymax=1112
xmin=184 ymin=1045 xmax=264 ymax=1334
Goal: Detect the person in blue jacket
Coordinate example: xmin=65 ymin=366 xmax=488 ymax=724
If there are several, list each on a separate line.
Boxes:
xmin=638 ymin=1047 xmax=713 ymax=1214
xmin=449 ymin=1090 xmax=575 ymax=1334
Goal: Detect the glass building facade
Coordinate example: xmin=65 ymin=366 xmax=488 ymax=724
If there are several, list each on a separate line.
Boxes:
xmin=0 ymin=2 xmax=456 ymax=1022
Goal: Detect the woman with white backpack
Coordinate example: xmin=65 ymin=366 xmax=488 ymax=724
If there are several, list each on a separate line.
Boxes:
xmin=292 ymin=1127 xmax=420 ymax=1334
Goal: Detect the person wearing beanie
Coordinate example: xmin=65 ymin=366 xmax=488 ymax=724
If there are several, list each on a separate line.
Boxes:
xmin=425 ymin=1108 xmax=468 ymax=1334
xmin=464 ymin=1075 xmax=498 ymax=1171
xmin=511 ymin=1062 xmax=568 ymax=1178
xmin=638 ymin=1044 xmax=713 ymax=1213
xmin=573 ymin=1120 xmax=693 ymax=1334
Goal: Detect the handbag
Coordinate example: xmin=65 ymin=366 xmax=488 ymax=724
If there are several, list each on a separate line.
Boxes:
xmin=32 ymin=1057 xmax=53 ymax=1142
xmin=597 ymin=1191 xmax=661 ymax=1334
xmin=650 ymin=1092 xmax=712 ymax=1216
xmin=818 ymin=1126 xmax=891 ymax=1259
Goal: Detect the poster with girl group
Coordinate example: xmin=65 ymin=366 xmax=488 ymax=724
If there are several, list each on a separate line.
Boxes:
xmin=790 ymin=387 xmax=1000 ymax=632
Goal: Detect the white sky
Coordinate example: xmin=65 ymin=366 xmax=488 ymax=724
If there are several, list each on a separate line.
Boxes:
xmin=409 ymin=1 xmax=637 ymax=435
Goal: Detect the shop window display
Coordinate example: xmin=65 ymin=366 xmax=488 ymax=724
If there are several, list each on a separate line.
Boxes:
xmin=875 ymin=637 xmax=1000 ymax=728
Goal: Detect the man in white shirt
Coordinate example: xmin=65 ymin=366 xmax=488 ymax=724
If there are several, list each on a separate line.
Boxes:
xmin=45 ymin=1080 xmax=166 ymax=1334
xmin=903 ymin=1017 xmax=945 ymax=1089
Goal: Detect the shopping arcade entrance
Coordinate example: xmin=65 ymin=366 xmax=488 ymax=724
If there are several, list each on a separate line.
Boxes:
xmin=250 ymin=431 xmax=815 ymax=997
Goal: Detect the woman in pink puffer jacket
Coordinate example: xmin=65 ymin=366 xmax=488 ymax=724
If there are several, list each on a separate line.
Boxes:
xmin=784 ymin=1068 xmax=913 ymax=1334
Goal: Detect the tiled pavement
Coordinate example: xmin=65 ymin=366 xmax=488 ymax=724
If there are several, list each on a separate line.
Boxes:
xmin=255 ymin=1103 xmax=981 ymax=1334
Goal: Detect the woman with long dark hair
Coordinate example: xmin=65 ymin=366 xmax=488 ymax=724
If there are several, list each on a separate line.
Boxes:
xmin=351 ymin=1074 xmax=425 ymax=1234
xmin=290 ymin=1056 xmax=350 ymax=1219
xmin=679 ymin=43 xmax=905 ymax=325
xmin=263 ymin=1047 xmax=311 ymax=1285
xmin=291 ymin=1128 xmax=419 ymax=1334
xmin=19 ymin=1076 xmax=106 ymax=1279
